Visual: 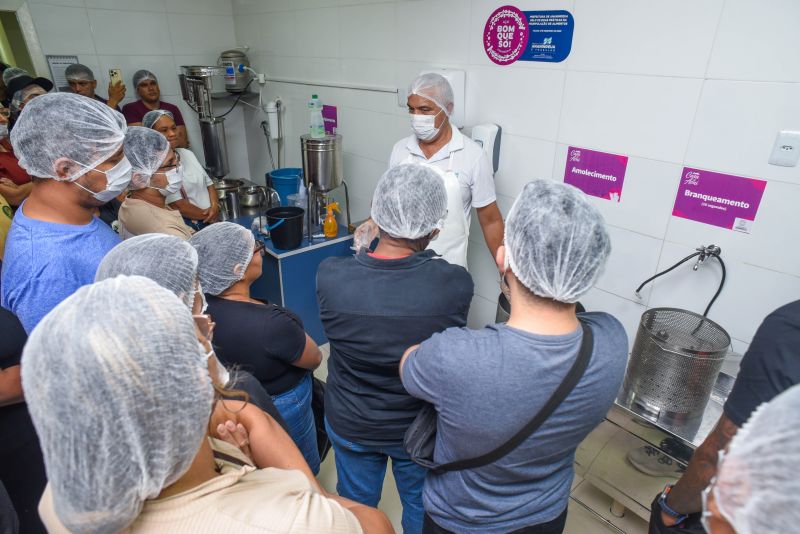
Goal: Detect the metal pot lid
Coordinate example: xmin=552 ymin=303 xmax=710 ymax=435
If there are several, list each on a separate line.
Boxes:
xmin=214 ymin=178 xmax=244 ymax=190
xmin=300 ymin=134 xmax=341 ymax=147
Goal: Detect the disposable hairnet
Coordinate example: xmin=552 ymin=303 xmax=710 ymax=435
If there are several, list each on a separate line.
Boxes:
xmin=710 ymin=384 xmax=800 ymax=534
xmin=9 ymin=85 xmax=47 ymax=117
xmin=95 ymin=234 xmax=199 ymax=306
xmin=10 ymin=92 xmax=126 ymax=181
xmin=504 ymin=180 xmax=610 ymax=303
xmin=370 ymin=163 xmax=447 ymax=240
xmin=64 ymin=63 xmax=95 ymax=82
xmin=21 ymin=275 xmax=214 ymax=534
xmin=123 ymin=126 xmax=169 ymax=189
xmin=409 ymin=73 xmax=454 ymax=116
xmin=142 ymin=109 xmax=173 ymax=130
xmin=132 ymin=69 xmax=157 ymax=88
xmin=2 ymin=67 xmax=25 ymax=86
xmin=189 ymin=222 xmax=255 ymax=296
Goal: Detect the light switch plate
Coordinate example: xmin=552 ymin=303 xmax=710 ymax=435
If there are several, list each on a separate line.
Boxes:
xmin=768 ymin=130 xmax=800 ymax=167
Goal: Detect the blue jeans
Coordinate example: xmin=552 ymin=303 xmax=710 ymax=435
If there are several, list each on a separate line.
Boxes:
xmin=271 ymin=374 xmax=320 ymax=474
xmin=325 ymin=418 xmax=425 ymax=534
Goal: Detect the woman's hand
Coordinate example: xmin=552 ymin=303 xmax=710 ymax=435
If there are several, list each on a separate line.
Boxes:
xmin=215 ymin=419 xmax=253 ymax=462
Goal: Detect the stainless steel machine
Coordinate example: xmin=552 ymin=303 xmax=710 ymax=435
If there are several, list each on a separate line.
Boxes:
xmin=300 ymin=134 xmax=352 ymax=239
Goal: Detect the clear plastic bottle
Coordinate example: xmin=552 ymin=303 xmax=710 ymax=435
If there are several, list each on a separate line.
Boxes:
xmin=308 ymin=94 xmax=325 ymax=138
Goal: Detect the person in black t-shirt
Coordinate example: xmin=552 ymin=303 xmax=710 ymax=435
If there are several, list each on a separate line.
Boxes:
xmin=0 ymin=306 xmax=46 ymax=534
xmin=317 ymin=164 xmax=474 ymax=534
xmin=650 ymin=299 xmax=800 ymax=533
xmin=190 ymin=222 xmax=323 ymax=474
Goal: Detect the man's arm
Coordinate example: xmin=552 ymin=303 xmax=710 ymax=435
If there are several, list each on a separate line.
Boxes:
xmin=176 ymin=125 xmax=189 ymax=149
xmin=0 ymin=365 xmax=23 ymax=407
xmin=106 ymin=81 xmax=126 ymax=110
xmin=169 ymin=198 xmax=208 ymax=221
xmin=0 ymin=179 xmax=32 ymax=206
xmin=204 ymin=185 xmax=219 ymax=223
xmin=660 ymin=414 xmax=739 ymax=525
xmin=476 ymin=201 xmax=504 ymax=258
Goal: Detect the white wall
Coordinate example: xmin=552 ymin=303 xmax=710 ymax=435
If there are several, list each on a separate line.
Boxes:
xmin=233 ymin=0 xmax=800 ymax=356
xmin=20 ymin=0 xmax=252 ymax=178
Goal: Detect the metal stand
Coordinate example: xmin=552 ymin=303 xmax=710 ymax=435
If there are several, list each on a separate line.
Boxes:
xmin=341 ymin=180 xmax=353 ymax=233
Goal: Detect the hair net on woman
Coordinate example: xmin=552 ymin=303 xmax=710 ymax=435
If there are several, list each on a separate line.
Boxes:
xmin=708 ymin=384 xmax=800 ymax=533
xmin=95 ymin=234 xmax=199 ymax=306
xmin=132 ymin=69 xmax=157 ymax=88
xmin=123 ymin=126 xmax=169 ymax=190
xmin=10 ymin=92 xmax=126 ymax=182
xmin=142 ymin=109 xmax=173 ymax=130
xmin=408 ymin=73 xmax=454 ymax=116
xmin=189 ymin=222 xmax=255 ymax=296
xmin=504 ymin=180 xmax=610 ymax=303
xmin=21 ymin=276 xmax=214 ymax=534
xmin=370 ymin=163 xmax=447 ymax=240
xmin=2 ymin=67 xmax=25 ymax=86
xmin=64 ymin=63 xmax=94 ymax=82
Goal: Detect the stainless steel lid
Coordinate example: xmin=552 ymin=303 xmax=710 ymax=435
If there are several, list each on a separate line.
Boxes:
xmin=219 ymin=49 xmax=248 ymax=60
xmin=180 ymin=65 xmax=226 ymax=77
xmin=300 ymin=134 xmax=341 ymax=151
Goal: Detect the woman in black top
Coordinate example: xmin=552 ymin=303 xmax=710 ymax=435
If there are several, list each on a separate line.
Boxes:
xmin=190 ymin=223 xmax=323 ymax=473
xmin=0 ymin=306 xmax=46 ymax=534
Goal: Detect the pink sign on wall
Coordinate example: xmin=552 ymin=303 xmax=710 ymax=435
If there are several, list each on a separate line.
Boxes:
xmin=672 ymin=168 xmax=767 ymax=233
xmin=564 ymin=146 xmax=628 ymax=202
xmin=322 ymin=105 xmax=337 ymax=134
xmin=483 ymin=5 xmax=529 ymax=65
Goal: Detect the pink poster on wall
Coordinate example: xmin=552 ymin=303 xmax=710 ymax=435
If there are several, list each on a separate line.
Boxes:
xmin=672 ymin=168 xmax=767 ymax=233
xmin=564 ymin=146 xmax=628 ymax=202
xmin=322 ymin=105 xmax=337 ymax=134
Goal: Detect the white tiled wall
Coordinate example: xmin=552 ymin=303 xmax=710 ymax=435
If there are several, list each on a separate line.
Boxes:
xmin=229 ymin=0 xmax=799 ymax=355
xmin=23 ymin=0 xmax=251 ymax=178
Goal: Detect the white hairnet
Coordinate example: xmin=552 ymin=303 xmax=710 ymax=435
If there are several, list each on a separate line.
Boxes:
xmin=10 ymin=92 xmax=126 ymax=182
xmin=123 ymin=126 xmax=169 ymax=190
xmin=2 ymin=67 xmax=25 ymax=86
xmin=408 ymin=73 xmax=454 ymax=116
xmin=190 ymin=222 xmax=255 ymax=295
xmin=10 ymin=84 xmax=47 ymax=117
xmin=710 ymin=384 xmax=800 ymax=533
xmin=95 ymin=234 xmax=199 ymax=306
xmin=21 ymin=275 xmax=214 ymax=534
xmin=505 ymin=180 xmax=610 ymax=303
xmin=371 ymin=163 xmax=447 ymax=240
xmin=132 ymin=69 xmax=157 ymax=88
xmin=142 ymin=109 xmax=173 ymax=130
xmin=64 ymin=64 xmax=95 ymax=82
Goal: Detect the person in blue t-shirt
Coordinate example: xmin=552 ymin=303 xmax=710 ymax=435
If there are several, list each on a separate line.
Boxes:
xmin=401 ymin=180 xmax=628 ymax=534
xmin=1 ymin=93 xmax=129 ymax=332
xmin=317 ymin=164 xmax=474 ymax=534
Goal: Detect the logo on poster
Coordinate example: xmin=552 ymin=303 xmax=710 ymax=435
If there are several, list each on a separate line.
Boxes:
xmin=569 ymin=149 xmax=581 ymax=162
xmin=483 ymin=6 xmax=529 ymax=65
xmin=684 ymin=171 xmax=700 ymax=185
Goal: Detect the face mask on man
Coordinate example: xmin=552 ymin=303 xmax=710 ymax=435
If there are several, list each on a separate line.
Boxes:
xmin=410 ymin=109 xmax=444 ymax=141
xmin=73 ymin=156 xmax=132 ymax=203
xmin=150 ymin=166 xmax=183 ymax=197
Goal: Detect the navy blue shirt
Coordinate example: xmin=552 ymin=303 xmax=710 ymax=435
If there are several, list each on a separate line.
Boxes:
xmin=317 ymin=250 xmax=473 ymax=446
xmin=724 ymin=300 xmax=800 ymax=426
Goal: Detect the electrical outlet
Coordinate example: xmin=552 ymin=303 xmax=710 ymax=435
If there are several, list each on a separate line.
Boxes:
xmin=768 ymin=130 xmax=800 ymax=167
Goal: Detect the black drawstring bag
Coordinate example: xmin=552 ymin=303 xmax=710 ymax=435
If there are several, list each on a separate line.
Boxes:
xmin=311 ymin=377 xmax=332 ymax=462
xmin=404 ymin=320 xmax=593 ymax=474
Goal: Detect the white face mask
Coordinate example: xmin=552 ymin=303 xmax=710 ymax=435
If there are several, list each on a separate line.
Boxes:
xmin=194 ymin=282 xmax=208 ymax=314
xmin=73 ymin=156 xmax=132 ymax=203
xmin=410 ymin=109 xmax=444 ymax=141
xmin=200 ymin=344 xmax=230 ymax=387
xmin=150 ymin=166 xmax=183 ymax=197
xmin=0 ymin=124 xmax=8 ymax=139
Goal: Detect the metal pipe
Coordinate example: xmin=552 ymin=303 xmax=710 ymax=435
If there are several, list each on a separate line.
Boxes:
xmin=265 ymin=76 xmax=398 ymax=94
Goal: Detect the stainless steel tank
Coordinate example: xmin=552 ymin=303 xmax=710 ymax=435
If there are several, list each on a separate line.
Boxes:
xmin=300 ymin=134 xmax=343 ymax=192
xmin=620 ymin=308 xmax=730 ymax=428
xmin=200 ymin=117 xmax=229 ymax=178
xmin=218 ymin=49 xmax=250 ymax=93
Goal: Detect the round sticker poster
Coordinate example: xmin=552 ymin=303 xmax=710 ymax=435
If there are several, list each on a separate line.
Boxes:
xmin=483 ymin=5 xmax=529 ymax=65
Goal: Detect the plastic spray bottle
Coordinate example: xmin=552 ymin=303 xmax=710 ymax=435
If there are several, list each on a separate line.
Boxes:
xmin=323 ymin=201 xmax=340 ymax=238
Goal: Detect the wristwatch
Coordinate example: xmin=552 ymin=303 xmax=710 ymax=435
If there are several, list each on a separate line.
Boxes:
xmin=658 ymin=484 xmax=688 ymax=524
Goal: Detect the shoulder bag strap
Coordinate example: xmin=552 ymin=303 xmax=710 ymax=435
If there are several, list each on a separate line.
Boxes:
xmin=435 ymin=320 xmax=594 ymax=473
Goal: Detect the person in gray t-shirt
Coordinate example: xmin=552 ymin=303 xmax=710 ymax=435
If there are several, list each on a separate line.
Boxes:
xmin=401 ymin=180 xmax=628 ymax=534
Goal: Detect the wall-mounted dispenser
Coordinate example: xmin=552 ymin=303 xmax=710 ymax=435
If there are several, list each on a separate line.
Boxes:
xmin=471 ymin=123 xmax=501 ymax=174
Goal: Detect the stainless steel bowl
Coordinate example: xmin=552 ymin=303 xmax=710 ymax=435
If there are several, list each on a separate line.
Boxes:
xmin=214 ymin=178 xmax=244 ymax=200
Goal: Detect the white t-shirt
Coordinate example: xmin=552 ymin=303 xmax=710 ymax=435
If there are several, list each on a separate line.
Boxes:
xmin=388 ymin=128 xmax=496 ymax=226
xmin=167 ymin=148 xmax=213 ymax=209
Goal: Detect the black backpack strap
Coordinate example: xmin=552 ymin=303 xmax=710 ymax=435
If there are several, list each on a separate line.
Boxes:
xmin=435 ymin=320 xmax=594 ymax=473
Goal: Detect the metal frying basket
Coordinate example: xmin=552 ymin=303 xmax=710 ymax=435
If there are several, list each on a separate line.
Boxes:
xmin=620 ymin=307 xmax=730 ymax=427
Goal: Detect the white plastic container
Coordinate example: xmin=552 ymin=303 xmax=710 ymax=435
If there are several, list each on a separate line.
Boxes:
xmin=308 ymin=95 xmax=325 ymax=138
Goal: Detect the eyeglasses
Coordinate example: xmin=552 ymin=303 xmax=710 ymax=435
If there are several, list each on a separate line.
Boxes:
xmin=156 ymin=151 xmax=182 ymax=173
xmin=193 ymin=313 xmax=215 ymax=344
xmin=253 ymin=241 xmax=266 ymax=255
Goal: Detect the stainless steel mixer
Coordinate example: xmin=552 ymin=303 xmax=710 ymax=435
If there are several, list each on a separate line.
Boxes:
xmin=300 ymin=134 xmax=352 ymax=239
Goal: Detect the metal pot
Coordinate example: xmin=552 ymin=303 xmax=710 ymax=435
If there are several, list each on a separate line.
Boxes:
xmin=300 ymin=134 xmax=343 ymax=193
xmin=214 ymin=178 xmax=244 ymax=200
xmin=238 ymin=185 xmax=280 ymax=208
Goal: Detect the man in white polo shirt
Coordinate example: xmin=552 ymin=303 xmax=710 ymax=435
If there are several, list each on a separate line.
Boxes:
xmin=387 ymin=73 xmax=504 ymax=268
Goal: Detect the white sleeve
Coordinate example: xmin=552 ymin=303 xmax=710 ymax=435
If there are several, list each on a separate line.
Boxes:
xmin=470 ymin=150 xmax=497 ymax=209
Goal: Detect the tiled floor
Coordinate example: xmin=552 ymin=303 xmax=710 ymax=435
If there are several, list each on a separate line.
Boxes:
xmin=315 ymin=344 xmax=649 ymax=534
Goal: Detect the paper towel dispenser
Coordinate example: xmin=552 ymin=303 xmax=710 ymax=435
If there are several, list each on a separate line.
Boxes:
xmin=471 ymin=123 xmax=501 ymax=174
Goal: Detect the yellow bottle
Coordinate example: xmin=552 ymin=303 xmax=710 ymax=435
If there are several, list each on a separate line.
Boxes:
xmin=323 ymin=202 xmax=340 ymax=238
